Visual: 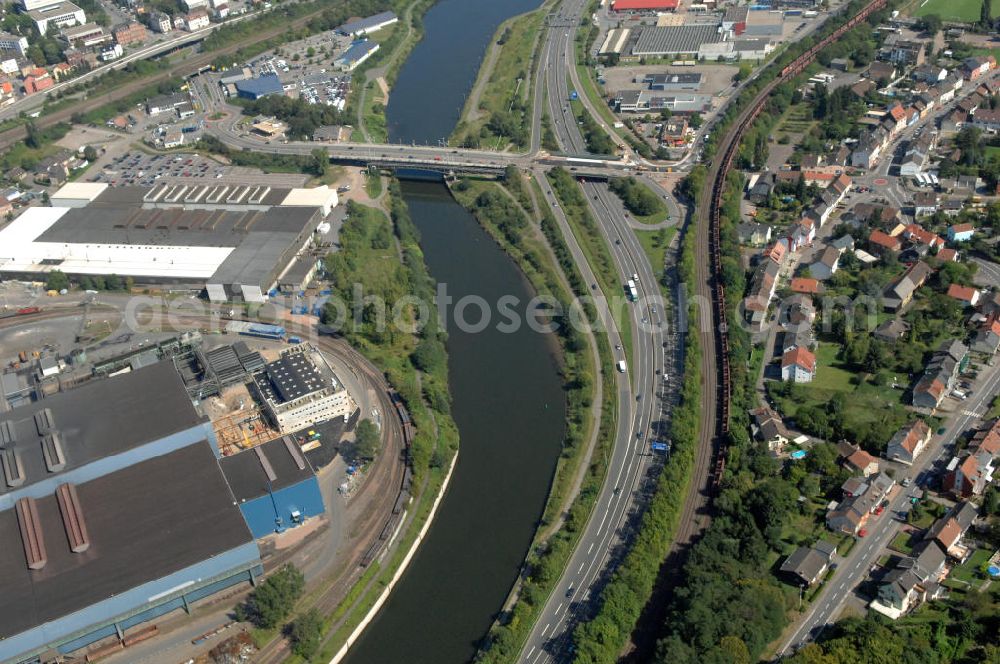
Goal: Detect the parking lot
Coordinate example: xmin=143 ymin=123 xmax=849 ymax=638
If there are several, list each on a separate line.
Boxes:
xmin=87 ymin=150 xmax=312 ymax=188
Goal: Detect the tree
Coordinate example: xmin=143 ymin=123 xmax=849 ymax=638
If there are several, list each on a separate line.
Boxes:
xmin=983 ymin=0 xmax=993 ymax=28
xmin=45 ymin=270 xmax=69 ymax=292
xmin=311 ymin=148 xmax=328 ymax=177
xmin=288 ymin=608 xmax=323 ymax=660
xmin=354 ymin=419 xmax=380 ymax=461
xmin=83 ymin=145 xmax=98 ymax=162
xmin=914 ymin=14 xmax=942 ymax=35
xmin=235 ymin=564 xmax=304 ymax=629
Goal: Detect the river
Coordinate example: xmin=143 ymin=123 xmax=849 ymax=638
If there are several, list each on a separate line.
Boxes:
xmin=341 ymin=1 xmax=561 ymax=663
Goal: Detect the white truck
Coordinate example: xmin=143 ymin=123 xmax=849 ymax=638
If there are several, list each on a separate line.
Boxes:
xmin=616 ymin=360 xmax=627 ymax=373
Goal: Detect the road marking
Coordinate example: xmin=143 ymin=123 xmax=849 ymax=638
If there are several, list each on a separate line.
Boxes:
xmin=588 ymin=542 xmax=594 ymax=554
xmin=556 ymin=603 xmax=563 ymax=614
xmin=542 ymin=623 xmax=551 ymax=636
xmin=527 ymin=646 xmax=535 ymax=659
xmin=578 ymin=562 xmax=585 ymax=573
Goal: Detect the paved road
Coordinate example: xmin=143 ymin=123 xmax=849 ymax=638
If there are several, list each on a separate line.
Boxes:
xmin=778 ymin=361 xmax=1000 ymax=655
xmin=518 ymin=1 xmax=680 ymax=661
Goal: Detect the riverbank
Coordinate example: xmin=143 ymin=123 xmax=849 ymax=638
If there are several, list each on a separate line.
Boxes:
xmin=448 ymin=172 xmax=620 ymax=663
xmin=349 ymin=0 xmax=438 ymax=142
xmin=284 ymin=185 xmax=460 ymax=663
xmin=449 ymin=0 xmax=554 ymax=150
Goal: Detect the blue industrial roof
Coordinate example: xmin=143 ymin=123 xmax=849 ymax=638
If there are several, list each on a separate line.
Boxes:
xmin=338 ymin=40 xmax=379 ymax=66
xmin=235 ymin=73 xmax=284 ymax=98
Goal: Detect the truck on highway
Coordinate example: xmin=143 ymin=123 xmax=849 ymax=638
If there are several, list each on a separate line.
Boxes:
xmin=616 ymin=360 xmax=626 ymax=373
xmin=625 ymin=279 xmax=638 ymax=302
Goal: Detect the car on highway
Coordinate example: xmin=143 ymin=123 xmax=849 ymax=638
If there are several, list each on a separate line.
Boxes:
xmin=858 ymin=528 xmax=868 ymax=537
xmin=565 ymin=586 xmax=574 ymax=598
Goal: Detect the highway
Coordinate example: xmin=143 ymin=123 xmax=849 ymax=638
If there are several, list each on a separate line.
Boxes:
xmin=518 ymin=1 xmax=681 ymax=661
xmin=779 ymin=361 xmax=1000 ymax=655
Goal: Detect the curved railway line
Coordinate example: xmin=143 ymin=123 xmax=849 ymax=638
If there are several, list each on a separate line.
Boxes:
xmin=703 ymin=0 xmax=889 ymax=488
xmin=0 ymin=306 xmax=412 ymax=662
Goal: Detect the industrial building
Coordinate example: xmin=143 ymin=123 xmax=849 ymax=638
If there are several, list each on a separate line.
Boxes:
xmin=0 ymin=363 xmax=263 ymax=663
xmin=336 ymin=39 xmax=379 ymax=72
xmin=643 ymin=72 xmax=702 ymax=91
xmin=337 ymin=10 xmax=398 ymax=37
xmin=631 ymin=24 xmax=722 ymax=57
xmin=0 ymin=181 xmax=339 ymax=302
xmin=612 ymin=0 xmax=679 ymax=11
xmin=252 ymin=344 xmax=354 ymax=434
xmin=27 ymin=1 xmax=86 ymax=35
xmin=221 ymin=435 xmax=325 ymax=538
xmin=234 ymin=72 xmax=284 ymax=100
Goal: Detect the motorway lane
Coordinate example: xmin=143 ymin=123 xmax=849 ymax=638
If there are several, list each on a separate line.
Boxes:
xmin=779 ymin=362 xmax=1000 ymax=655
xmin=519 ymin=2 xmax=677 ymax=660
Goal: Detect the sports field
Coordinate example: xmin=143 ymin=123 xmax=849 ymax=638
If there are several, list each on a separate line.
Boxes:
xmin=913 ymin=0 xmax=1000 ymax=23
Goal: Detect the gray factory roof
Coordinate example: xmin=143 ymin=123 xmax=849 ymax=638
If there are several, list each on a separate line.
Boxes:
xmin=632 ymin=24 xmax=722 ymax=55
xmin=222 ymin=435 xmax=315 ymax=502
xmin=259 ymin=351 xmax=326 ymax=403
xmin=338 ymin=10 xmax=397 ymax=35
xmin=0 ymin=440 xmax=253 ymax=641
xmin=0 ymin=362 xmax=203 ymax=495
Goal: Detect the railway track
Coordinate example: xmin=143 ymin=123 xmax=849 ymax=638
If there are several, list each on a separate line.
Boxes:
xmin=0 ymin=307 xmax=411 ymax=662
xmin=0 ymin=2 xmax=344 ymax=150
xmin=704 ymin=0 xmax=888 ymax=487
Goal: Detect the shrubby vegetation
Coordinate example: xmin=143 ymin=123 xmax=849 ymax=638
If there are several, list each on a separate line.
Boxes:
xmin=608 ymin=176 xmax=666 ymax=218
xmin=235 ymin=564 xmax=305 ymax=629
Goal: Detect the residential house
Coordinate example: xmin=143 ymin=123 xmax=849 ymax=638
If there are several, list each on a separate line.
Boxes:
xmin=874 ymin=317 xmax=910 ymax=343
xmin=779 ymin=541 xmax=838 ymax=586
xmin=784 ymin=293 xmax=816 ymax=328
xmin=883 ymin=261 xmax=933 ymax=311
xmin=940 ymin=109 xmax=967 ymax=133
xmin=867 ymin=61 xmax=896 ymax=83
xmin=912 ymin=192 xmax=939 ymax=217
xmin=183 ymin=9 xmax=210 ymax=31
xmin=850 ymin=78 xmax=876 ymax=98
xmin=912 ymin=64 xmax=947 ymax=84
xmin=937 ymin=247 xmax=959 ymax=262
xmin=942 ymin=449 xmax=995 ymax=498
xmin=750 ymin=405 xmax=789 ymax=453
xmin=810 ymin=245 xmax=841 ymax=281
xmin=841 ymin=475 xmax=869 ymax=498
xmin=850 ymin=126 xmax=889 ymax=169
xmin=748 ymin=178 xmax=774 ymax=204
xmin=874 ymin=568 xmax=925 ymax=617
xmin=971 ymin=107 xmax=1000 ymax=132
xmin=845 ymin=446 xmax=880 ymax=477
xmin=947 ymin=223 xmax=974 ymax=242
xmin=781 ymin=346 xmax=816 ymax=383
xmin=737 ymin=222 xmax=772 ymax=246
xmin=980 ymin=291 xmax=1000 ymax=317
xmin=946 ymin=284 xmax=980 ymax=307
xmin=869 ymin=229 xmax=901 ymax=255
xmin=763 ymin=241 xmax=787 ymax=265
xmin=113 ymin=21 xmax=147 ymax=46
xmin=962 ymin=55 xmax=995 ymax=81
xmin=911 ymin=340 xmax=968 ymax=410
xmin=742 ymin=259 xmax=780 ymax=330
xmin=788 ymin=218 xmax=816 ymax=252
xmin=789 ymin=277 xmax=821 ymax=295
xmin=882 ymin=36 xmax=925 ymax=66
xmin=971 ymin=314 xmax=1000 ymax=354
xmin=149 ymin=12 xmax=172 ymax=33
xmin=900 ymin=133 xmax=935 ymax=176
xmin=904 ymin=223 xmax=944 ymax=249
xmin=659 ymin=117 xmax=688 ymax=147
xmin=827 ymin=472 xmax=894 ymax=535
xmin=926 ymin=502 xmax=979 ymax=560
xmin=886 ymin=420 xmax=932 ymax=465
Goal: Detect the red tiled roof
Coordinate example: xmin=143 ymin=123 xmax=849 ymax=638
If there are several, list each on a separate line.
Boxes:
xmin=782 ymin=346 xmax=816 ymax=372
xmin=612 ymin=0 xmax=679 ymax=9
xmin=869 ymin=229 xmax=901 ymax=251
xmin=947 ymin=284 xmax=978 ymax=302
xmin=937 ymin=248 xmax=958 ymax=262
xmin=790 ymin=277 xmax=820 ymax=294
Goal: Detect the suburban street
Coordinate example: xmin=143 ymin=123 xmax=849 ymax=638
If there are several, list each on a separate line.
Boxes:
xmin=779 ymin=361 xmax=1000 ymax=655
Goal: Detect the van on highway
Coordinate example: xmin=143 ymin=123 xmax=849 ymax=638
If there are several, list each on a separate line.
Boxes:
xmin=616 ymin=360 xmax=626 ymax=373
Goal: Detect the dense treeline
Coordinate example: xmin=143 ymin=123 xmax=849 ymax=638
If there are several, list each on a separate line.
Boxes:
xmin=608 ymin=177 xmax=666 ymax=218
xmin=784 ymin=591 xmax=1000 ymax=664
xmin=321 ymin=188 xmax=457 ymax=483
xmin=196 ymin=135 xmax=328 ymax=175
xmin=242 ymin=95 xmax=349 ymax=140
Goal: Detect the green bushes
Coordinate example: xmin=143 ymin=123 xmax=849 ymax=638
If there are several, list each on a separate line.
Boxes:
xmin=235 ymin=564 xmax=304 ymax=629
xmin=608 ymin=177 xmax=666 ymax=218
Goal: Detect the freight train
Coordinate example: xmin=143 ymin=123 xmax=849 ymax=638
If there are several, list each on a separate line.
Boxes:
xmin=707 ymin=0 xmax=888 ymax=490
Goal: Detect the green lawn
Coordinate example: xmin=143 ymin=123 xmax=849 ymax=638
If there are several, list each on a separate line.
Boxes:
xmin=890 ymin=531 xmax=916 ymax=555
xmin=951 ymin=548 xmax=993 ymax=585
xmin=913 ymin=0 xmax=1000 ymax=22
xmin=807 ymin=343 xmax=858 ymax=392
